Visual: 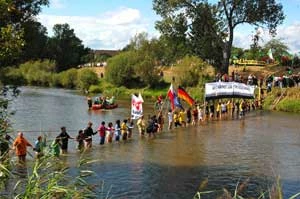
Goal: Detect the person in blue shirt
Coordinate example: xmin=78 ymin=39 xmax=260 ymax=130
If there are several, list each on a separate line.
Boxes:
xmin=34 ymin=135 xmax=46 ymax=158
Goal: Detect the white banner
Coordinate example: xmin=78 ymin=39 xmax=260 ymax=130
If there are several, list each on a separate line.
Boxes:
xmin=205 ymin=82 xmax=255 ymax=100
xmin=131 ymin=93 xmax=144 ymax=120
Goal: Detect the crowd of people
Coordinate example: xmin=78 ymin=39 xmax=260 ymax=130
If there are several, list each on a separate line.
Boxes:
xmin=0 ymin=97 xmax=260 ymax=164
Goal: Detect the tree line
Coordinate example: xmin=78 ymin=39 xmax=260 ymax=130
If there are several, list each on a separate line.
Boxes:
xmin=2 ymin=0 xmax=297 ymax=92
xmin=0 ymin=0 xmax=90 ymax=72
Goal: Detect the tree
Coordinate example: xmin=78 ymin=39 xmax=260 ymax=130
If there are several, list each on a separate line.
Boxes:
xmin=20 ymin=20 xmax=48 ymax=62
xmin=154 ymin=8 xmax=190 ymax=64
xmin=106 ymin=51 xmax=137 ymax=87
xmin=0 ymin=0 xmax=49 ymax=67
xmin=189 ymin=2 xmax=224 ymax=68
xmin=231 ymin=46 xmax=244 ymax=59
xmin=0 ymin=25 xmax=24 ymax=66
xmin=153 ymin=0 xmax=285 ymax=74
xmin=263 ymin=39 xmax=289 ymax=62
xmin=47 ymin=24 xmax=89 ymax=72
xmin=120 ymin=33 xmax=163 ymax=87
xmin=218 ymin=0 xmax=284 ymax=73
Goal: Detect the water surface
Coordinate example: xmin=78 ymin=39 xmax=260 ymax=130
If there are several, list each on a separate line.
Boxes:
xmin=7 ymin=87 xmax=300 ymax=198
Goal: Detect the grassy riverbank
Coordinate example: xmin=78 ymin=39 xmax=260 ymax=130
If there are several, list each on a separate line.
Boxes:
xmin=263 ymin=87 xmax=300 ymax=113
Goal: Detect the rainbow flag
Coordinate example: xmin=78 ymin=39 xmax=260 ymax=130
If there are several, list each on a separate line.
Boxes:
xmin=177 ymin=86 xmax=195 ymax=107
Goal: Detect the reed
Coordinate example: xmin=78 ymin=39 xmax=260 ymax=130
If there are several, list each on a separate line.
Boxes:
xmin=193 ymin=177 xmax=300 ymax=199
xmin=0 ymin=154 xmax=110 ymax=199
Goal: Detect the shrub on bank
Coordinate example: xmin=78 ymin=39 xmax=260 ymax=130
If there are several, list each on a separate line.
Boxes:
xmin=1 ymin=60 xmax=99 ymax=92
xmin=58 ymin=68 xmax=78 ymax=89
xmin=77 ymin=68 xmax=99 ymax=91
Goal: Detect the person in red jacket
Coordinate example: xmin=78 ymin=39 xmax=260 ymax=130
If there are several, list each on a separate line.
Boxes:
xmin=13 ymin=132 xmax=32 ymax=163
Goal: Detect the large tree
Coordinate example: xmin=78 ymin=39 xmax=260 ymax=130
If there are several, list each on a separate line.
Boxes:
xmin=21 ymin=20 xmax=48 ymax=62
xmin=153 ymin=0 xmax=285 ymax=74
xmin=47 ymin=24 xmax=89 ymax=72
xmin=0 ymin=0 xmax=49 ymax=67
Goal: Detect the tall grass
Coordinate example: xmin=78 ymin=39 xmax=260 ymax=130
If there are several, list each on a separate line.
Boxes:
xmin=263 ymin=87 xmax=300 ymax=113
xmin=0 ymin=154 xmax=110 ymax=199
xmin=193 ymin=177 xmax=300 ymax=199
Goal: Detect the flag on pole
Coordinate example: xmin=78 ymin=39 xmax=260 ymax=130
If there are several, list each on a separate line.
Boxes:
xmin=268 ymin=49 xmax=274 ymax=60
xmin=167 ymin=84 xmax=175 ymax=110
xmin=177 ymin=86 xmax=195 ymax=107
xmin=167 ymin=84 xmax=183 ymax=110
xmin=131 ymin=93 xmax=144 ymax=120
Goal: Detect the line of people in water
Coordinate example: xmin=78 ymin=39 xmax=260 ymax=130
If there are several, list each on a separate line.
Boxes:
xmin=0 ymin=98 xmax=258 ymax=164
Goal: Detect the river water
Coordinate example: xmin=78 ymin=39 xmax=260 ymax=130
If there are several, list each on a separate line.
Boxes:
xmin=7 ymin=87 xmax=300 ymax=198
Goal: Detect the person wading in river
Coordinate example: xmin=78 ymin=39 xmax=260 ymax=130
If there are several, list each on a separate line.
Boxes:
xmin=97 ymin=121 xmax=107 ymax=145
xmin=13 ymin=132 xmax=33 ymax=163
xmin=83 ymin=121 xmax=96 ymax=148
xmin=33 ymin=135 xmax=46 ymax=158
xmin=56 ymin=126 xmax=73 ymax=154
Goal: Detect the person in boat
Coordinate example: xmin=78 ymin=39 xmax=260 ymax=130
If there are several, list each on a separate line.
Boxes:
xmin=83 ymin=121 xmax=96 ymax=148
xmin=13 ymin=132 xmax=33 ymax=163
xmin=56 ymin=126 xmax=73 ymax=154
xmin=106 ymin=96 xmax=115 ymax=105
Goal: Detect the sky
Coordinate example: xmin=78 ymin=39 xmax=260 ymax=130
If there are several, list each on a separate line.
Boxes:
xmin=37 ymin=0 xmax=300 ymax=53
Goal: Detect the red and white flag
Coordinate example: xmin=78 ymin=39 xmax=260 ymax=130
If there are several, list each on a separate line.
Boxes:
xmin=131 ymin=93 xmax=144 ymax=120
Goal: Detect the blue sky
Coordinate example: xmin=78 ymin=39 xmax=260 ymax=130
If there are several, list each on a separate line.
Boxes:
xmin=38 ymin=0 xmax=300 ymax=53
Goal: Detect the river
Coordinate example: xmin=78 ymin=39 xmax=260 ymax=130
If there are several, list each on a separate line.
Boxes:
xmin=7 ymin=87 xmax=300 ymax=198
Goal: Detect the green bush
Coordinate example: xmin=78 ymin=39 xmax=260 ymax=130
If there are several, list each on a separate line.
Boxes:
xmin=1 ymin=67 xmax=26 ymax=85
xmin=59 ymin=68 xmax=78 ymax=88
xmin=173 ymin=55 xmax=215 ymax=87
xmin=16 ymin=60 xmax=56 ymax=86
xmin=49 ymin=73 xmax=61 ymax=87
xmin=77 ymin=68 xmax=98 ymax=91
xmin=89 ymin=85 xmax=102 ymax=93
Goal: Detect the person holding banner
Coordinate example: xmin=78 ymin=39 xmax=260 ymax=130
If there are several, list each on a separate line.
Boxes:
xmin=131 ymin=93 xmax=144 ymax=120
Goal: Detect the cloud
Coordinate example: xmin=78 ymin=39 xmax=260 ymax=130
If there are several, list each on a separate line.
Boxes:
xmin=233 ymin=23 xmax=300 ymax=54
xmin=50 ymin=0 xmax=66 ymax=9
xmin=38 ymin=7 xmax=157 ymax=50
xmin=277 ymin=22 xmax=300 ymax=53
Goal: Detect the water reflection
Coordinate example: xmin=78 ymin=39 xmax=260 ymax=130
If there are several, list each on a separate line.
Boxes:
xmin=7 ymin=87 xmax=300 ymax=198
